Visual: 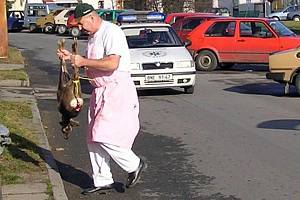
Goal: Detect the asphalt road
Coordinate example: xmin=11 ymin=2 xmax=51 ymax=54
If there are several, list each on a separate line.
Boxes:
xmin=8 ymin=31 xmax=300 ymax=200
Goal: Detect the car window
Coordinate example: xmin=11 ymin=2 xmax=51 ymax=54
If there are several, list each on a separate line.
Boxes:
xmin=27 ymin=8 xmax=47 ymax=17
xmin=182 ymin=19 xmax=203 ymax=30
xmin=123 ymin=26 xmax=183 ymax=48
xmin=65 ymin=10 xmax=74 ymax=17
xmin=101 ymin=12 xmax=113 ymax=21
xmin=240 ymin=21 xmax=273 ymax=38
xmin=205 ymin=21 xmax=236 ymax=37
xmin=286 ymin=6 xmax=298 ymax=12
xmin=171 ymin=20 xmax=181 ymax=31
xmin=269 ymin=20 xmax=296 ymax=36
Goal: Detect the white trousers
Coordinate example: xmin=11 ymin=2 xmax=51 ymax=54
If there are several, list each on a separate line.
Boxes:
xmin=87 ymin=142 xmax=140 ymax=187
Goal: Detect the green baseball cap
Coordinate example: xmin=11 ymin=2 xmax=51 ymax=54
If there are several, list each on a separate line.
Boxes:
xmin=74 ymin=3 xmax=95 ymax=19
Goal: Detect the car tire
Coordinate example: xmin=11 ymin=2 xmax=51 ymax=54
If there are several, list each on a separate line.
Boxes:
xmin=29 ymin=23 xmax=37 ymax=32
xmin=184 ymin=85 xmax=194 ymax=94
xmin=44 ymin=23 xmax=54 ymax=33
xmin=272 ymin=16 xmax=280 ymax=21
xmin=293 ymin=15 xmax=300 ymax=21
xmin=195 ymin=50 xmax=218 ymax=71
xmin=70 ymin=27 xmax=81 ymax=37
xmin=220 ymin=63 xmax=234 ymax=70
xmin=295 ymin=74 xmax=300 ymax=95
xmin=57 ymin=25 xmax=67 ymax=35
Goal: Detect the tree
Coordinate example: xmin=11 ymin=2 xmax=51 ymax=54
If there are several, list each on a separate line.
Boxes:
xmin=6 ymin=0 xmax=15 ymax=11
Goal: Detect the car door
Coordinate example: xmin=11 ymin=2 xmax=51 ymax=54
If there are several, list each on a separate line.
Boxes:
xmin=180 ymin=18 xmax=203 ymax=42
xmin=203 ymin=20 xmax=237 ymax=62
xmin=235 ymin=20 xmax=280 ymax=63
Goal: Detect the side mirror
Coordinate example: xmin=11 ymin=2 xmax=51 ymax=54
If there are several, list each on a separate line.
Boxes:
xmin=184 ymin=39 xmax=192 ymax=47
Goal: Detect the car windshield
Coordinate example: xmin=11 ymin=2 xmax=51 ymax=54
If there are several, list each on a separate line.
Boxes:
xmin=122 ymin=26 xmax=183 ymax=48
xmin=268 ymin=21 xmax=296 ymax=36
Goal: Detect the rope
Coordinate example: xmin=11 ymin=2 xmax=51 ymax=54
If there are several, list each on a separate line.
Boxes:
xmin=79 ymin=76 xmax=93 ymax=81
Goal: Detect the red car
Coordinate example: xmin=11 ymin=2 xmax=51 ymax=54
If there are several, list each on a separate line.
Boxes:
xmin=187 ymin=17 xmax=300 ymax=71
xmin=171 ymin=14 xmax=220 ymax=42
xmin=164 ymin=12 xmax=212 ymax=25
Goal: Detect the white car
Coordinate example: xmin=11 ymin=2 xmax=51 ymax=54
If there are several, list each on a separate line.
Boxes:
xmin=120 ymin=22 xmax=196 ymax=94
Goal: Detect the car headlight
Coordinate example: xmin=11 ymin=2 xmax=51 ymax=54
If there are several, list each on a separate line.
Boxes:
xmin=174 ymin=61 xmax=194 ymax=68
xmin=129 ymin=63 xmax=140 ymax=70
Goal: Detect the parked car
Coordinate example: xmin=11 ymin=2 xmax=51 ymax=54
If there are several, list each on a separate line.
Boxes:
xmin=54 ymin=8 xmax=74 ymax=35
xmin=118 ymin=12 xmax=196 ymax=93
xmin=267 ymin=47 xmax=300 ymax=95
xmin=7 ymin=10 xmax=24 ymax=32
xmin=171 ymin=14 xmax=221 ymax=42
xmin=187 ymin=17 xmax=300 ymax=71
xmin=164 ymin=12 xmax=208 ymax=25
xmin=35 ymin=9 xmax=63 ymax=33
xmin=23 ymin=3 xmax=63 ymax=32
xmin=287 ymin=9 xmax=300 ymax=21
xmin=268 ymin=5 xmax=298 ymax=20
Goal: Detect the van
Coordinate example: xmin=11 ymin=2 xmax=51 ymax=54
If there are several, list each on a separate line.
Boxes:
xmin=23 ymin=3 xmax=62 ymax=32
xmin=36 ymin=9 xmax=64 ymax=33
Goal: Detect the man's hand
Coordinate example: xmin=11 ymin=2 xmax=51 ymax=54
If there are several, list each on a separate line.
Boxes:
xmin=57 ymin=49 xmax=72 ymax=61
xmin=71 ymin=54 xmax=85 ymax=68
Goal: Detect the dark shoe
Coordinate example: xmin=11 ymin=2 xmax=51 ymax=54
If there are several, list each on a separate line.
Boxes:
xmin=126 ymin=159 xmax=145 ymax=188
xmin=82 ymin=184 xmax=114 ymax=195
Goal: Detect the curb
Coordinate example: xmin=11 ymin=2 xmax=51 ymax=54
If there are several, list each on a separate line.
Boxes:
xmin=0 ymin=80 xmax=30 ymax=87
xmin=31 ymin=101 xmax=69 ymax=200
xmin=0 ymin=63 xmax=30 ymax=87
xmin=0 ymin=63 xmax=24 ymax=70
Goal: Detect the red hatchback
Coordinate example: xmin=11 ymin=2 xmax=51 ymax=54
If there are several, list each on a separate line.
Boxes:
xmin=172 ymin=14 xmax=220 ymax=42
xmin=187 ymin=17 xmax=300 ymax=71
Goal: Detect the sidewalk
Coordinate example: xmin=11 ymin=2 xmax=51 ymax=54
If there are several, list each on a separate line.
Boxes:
xmin=0 ymin=63 xmax=68 ymax=200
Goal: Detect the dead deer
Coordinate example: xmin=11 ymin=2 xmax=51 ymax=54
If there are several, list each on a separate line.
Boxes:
xmin=57 ymin=38 xmax=83 ymax=139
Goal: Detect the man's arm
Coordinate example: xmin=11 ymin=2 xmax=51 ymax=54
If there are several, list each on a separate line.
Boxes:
xmin=71 ymin=54 xmax=120 ymax=71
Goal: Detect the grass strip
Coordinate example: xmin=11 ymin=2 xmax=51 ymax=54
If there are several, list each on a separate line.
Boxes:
xmin=0 ymin=101 xmax=46 ymax=185
xmin=0 ymin=47 xmax=24 ymax=64
xmin=0 ymin=69 xmax=28 ymax=81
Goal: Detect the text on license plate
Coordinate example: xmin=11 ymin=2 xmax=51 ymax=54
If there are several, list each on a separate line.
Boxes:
xmin=145 ymin=74 xmax=173 ymax=82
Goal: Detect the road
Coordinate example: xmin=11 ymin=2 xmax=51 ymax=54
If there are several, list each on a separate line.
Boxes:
xmin=8 ymin=31 xmax=300 ymax=200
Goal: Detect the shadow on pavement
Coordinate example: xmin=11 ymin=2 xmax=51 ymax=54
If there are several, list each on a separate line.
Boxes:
xmin=6 ymin=133 xmax=125 ymax=193
xmin=224 ymin=82 xmax=288 ymax=97
xmin=257 ymin=119 xmax=300 ymax=131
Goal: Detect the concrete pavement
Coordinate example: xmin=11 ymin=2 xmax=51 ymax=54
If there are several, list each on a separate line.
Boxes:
xmin=0 ymin=63 xmax=68 ymax=200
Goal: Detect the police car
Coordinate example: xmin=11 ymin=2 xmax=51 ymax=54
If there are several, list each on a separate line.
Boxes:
xmin=118 ymin=12 xmax=196 ymax=94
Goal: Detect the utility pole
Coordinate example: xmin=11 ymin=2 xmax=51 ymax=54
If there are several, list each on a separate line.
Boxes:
xmin=0 ymin=0 xmax=8 ymax=59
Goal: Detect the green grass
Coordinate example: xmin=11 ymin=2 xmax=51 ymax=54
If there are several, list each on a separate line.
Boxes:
xmin=46 ymin=179 xmax=54 ymax=200
xmin=0 ymin=101 xmax=46 ymax=185
xmin=0 ymin=47 xmax=24 ymax=64
xmin=0 ymin=69 xmax=28 ymax=81
xmin=282 ymin=21 xmax=300 ymax=35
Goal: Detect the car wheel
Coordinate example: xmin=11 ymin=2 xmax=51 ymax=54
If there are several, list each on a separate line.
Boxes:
xmin=44 ymin=23 xmax=54 ymax=33
xmin=220 ymin=63 xmax=234 ymax=70
xmin=71 ymin=27 xmax=81 ymax=37
xmin=272 ymin=16 xmax=280 ymax=21
xmin=184 ymin=85 xmax=194 ymax=94
xmin=293 ymin=16 xmax=300 ymax=21
xmin=295 ymin=74 xmax=300 ymax=95
xmin=29 ymin=24 xmax=37 ymax=32
xmin=195 ymin=50 xmax=218 ymax=71
xmin=57 ymin=25 xmax=67 ymax=35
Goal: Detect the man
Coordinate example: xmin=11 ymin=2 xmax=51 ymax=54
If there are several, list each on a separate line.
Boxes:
xmin=57 ymin=3 xmax=145 ymax=194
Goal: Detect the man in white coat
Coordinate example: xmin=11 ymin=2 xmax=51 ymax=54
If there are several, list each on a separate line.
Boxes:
xmin=57 ymin=3 xmax=145 ymax=194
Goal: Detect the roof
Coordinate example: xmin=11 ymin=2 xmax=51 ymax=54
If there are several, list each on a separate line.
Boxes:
xmin=208 ymin=17 xmax=270 ymax=21
xmin=120 ymin=22 xmax=171 ymax=28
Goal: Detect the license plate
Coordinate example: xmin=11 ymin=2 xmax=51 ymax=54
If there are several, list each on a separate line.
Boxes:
xmin=145 ymin=74 xmax=173 ymax=82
